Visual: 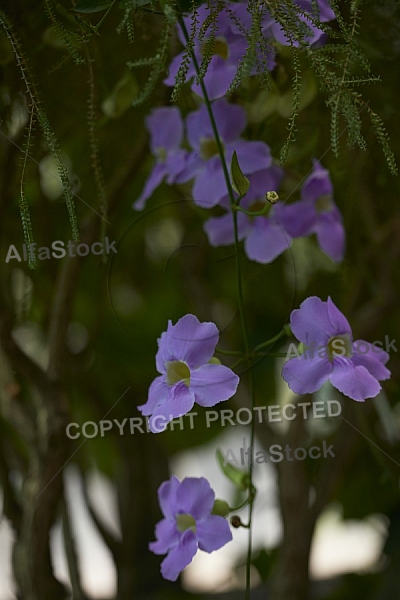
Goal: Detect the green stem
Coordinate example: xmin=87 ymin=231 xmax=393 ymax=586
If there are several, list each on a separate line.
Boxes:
xmin=254 ymin=352 xmax=287 ymax=358
xmin=94 ymin=0 xmax=116 ymax=32
xmin=235 ymin=204 xmax=270 ymax=217
xmin=216 ymin=347 xmax=244 ymax=357
xmin=253 ymin=328 xmax=287 ymax=353
xmin=177 ymin=15 xmax=256 ymax=600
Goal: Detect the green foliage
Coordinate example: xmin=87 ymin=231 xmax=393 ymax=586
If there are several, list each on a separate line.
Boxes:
xmin=44 ymin=0 xmax=84 ymax=65
xmin=162 ymin=0 xmax=397 ymax=171
xmin=170 ymin=6 xmax=198 ymax=102
xmin=130 ymin=16 xmax=173 ymax=106
xmin=0 ymin=9 xmax=80 ymax=261
xmin=230 ymin=150 xmax=250 ymax=196
xmin=252 ymin=548 xmax=279 ymax=583
xmin=195 ymin=0 xmax=222 ymax=85
xmin=280 ymin=44 xmax=301 ymax=163
xmin=211 ymin=498 xmax=230 ymax=517
xmin=216 ymin=448 xmax=250 ymax=491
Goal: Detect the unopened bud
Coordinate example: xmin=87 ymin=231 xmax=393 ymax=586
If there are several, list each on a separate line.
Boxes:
xmin=230 ymin=515 xmax=242 ymax=528
xmin=283 ymin=323 xmax=292 ymax=337
xmin=266 ymin=191 xmax=279 ymax=204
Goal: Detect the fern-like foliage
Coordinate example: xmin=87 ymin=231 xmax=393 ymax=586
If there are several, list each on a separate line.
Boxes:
xmin=130 ymin=18 xmax=173 ymax=106
xmin=196 ymin=0 xmax=222 ymax=85
xmin=170 ymin=2 xmax=198 ymax=101
xmin=307 ymin=0 xmax=396 ymax=173
xmin=44 ymin=0 xmax=85 ymax=65
xmin=117 ymin=4 xmax=136 ymax=42
xmin=0 ymin=9 xmax=80 ymax=269
xmin=157 ymin=0 xmax=397 ymax=173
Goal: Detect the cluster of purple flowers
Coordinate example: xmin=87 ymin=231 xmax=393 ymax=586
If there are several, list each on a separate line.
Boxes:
xmin=164 ymin=1 xmax=336 ymax=100
xmin=134 ymin=98 xmax=345 ymax=264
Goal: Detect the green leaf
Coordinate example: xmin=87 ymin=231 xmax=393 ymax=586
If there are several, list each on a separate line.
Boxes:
xmin=216 ymin=448 xmax=250 ymax=490
xmin=74 ymin=0 xmax=113 ymax=14
xmin=230 ymin=151 xmax=250 ymax=196
xmin=252 ymin=548 xmax=279 ymax=582
xmin=211 ymin=499 xmax=230 ymax=517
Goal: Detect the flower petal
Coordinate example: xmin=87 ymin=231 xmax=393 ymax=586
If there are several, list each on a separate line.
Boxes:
xmin=149 ymin=383 xmax=195 ymax=433
xmin=190 ymin=364 xmax=239 ymax=407
xmin=350 ymin=343 xmax=390 ymax=381
xmin=149 ymin=518 xmax=179 ymax=554
xmin=176 ymin=477 xmax=214 ymax=519
xmin=133 ymin=163 xmax=166 ymax=210
xmin=296 ymin=0 xmax=336 ymax=22
xmin=192 ymin=60 xmax=238 ymax=101
xmin=211 ymin=99 xmax=247 ymax=143
xmin=192 ymin=163 xmax=228 ymax=208
xmin=315 ymin=213 xmax=345 ymax=262
xmin=229 ymin=139 xmax=272 ymax=174
xmin=164 ymin=150 xmax=190 ymax=184
xmin=204 ymin=211 xmax=249 ymax=247
xmin=290 ymin=296 xmax=340 ymax=345
xmin=157 ymin=476 xmax=180 ymax=520
xmin=166 ymin=314 xmax=219 ymax=367
xmin=187 ymin=100 xmax=246 ymax=151
xmin=160 ymin=529 xmax=198 ymax=581
xmin=197 ymin=515 xmax=232 ymax=552
xmin=164 ymin=51 xmax=196 ymax=87
xmin=244 ymin=217 xmax=291 ymax=264
xmin=138 ymin=376 xmax=168 ymax=416
xmin=301 ymin=159 xmax=333 ymax=203
xmin=246 ymin=165 xmax=284 ymax=200
xmin=147 ymin=107 xmax=184 ymax=153
xmin=329 ymin=358 xmax=382 ymax=401
xmin=279 ymin=200 xmax=316 ymax=238
xmin=282 ymin=356 xmax=332 ymax=395
xmin=326 ymin=296 xmax=351 ymax=336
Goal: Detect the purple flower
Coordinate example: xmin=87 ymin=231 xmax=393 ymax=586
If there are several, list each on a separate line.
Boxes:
xmin=178 ymin=98 xmax=273 ymax=208
xmin=267 ymin=0 xmax=336 ymax=47
xmin=165 ymin=3 xmax=275 ymax=100
xmin=204 ymin=167 xmax=293 ymax=264
xmin=133 ymin=107 xmax=189 ymax=210
xmin=282 ymin=297 xmax=391 ymax=401
xmin=150 ymin=476 xmax=232 ymax=581
xmin=280 ymin=160 xmax=345 ymax=262
xmin=138 ymin=314 xmax=239 ymax=433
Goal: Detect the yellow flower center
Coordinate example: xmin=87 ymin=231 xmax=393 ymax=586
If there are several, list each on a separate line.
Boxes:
xmin=166 ymin=361 xmax=191 ymax=386
xmin=201 ymin=36 xmax=229 ymax=60
xmin=315 ymin=194 xmax=334 ymax=213
xmin=327 ymin=334 xmax=352 ymax=361
xmin=155 ymin=147 xmax=167 ymax=162
xmin=200 ymin=137 xmax=222 ymax=160
xmin=176 ymin=513 xmax=196 ymax=533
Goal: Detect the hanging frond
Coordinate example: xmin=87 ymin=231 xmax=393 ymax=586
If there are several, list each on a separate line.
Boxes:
xmin=0 ymin=10 xmax=80 ymax=253
xmin=130 ymin=16 xmax=172 ymax=106
xmin=43 ymin=0 xmax=85 ymax=65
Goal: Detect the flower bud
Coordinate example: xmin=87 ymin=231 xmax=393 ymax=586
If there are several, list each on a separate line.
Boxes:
xmin=266 ymin=191 xmax=279 ymax=204
xmin=230 ymin=515 xmax=242 ymax=528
